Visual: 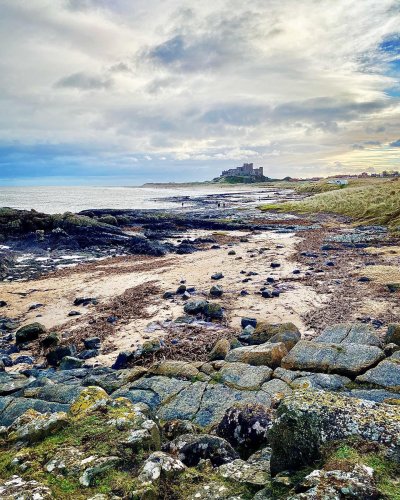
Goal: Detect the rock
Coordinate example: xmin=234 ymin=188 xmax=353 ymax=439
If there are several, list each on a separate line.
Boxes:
xmin=0 ymin=476 xmax=53 ymax=499
xmin=211 ymin=272 xmax=224 ymax=280
xmin=387 ymin=283 xmax=400 ymax=293
xmin=209 ymin=338 xmax=231 ymax=361
xmin=241 ymin=322 xmax=300 ymax=345
xmin=74 ymin=297 xmax=97 ymax=306
xmin=163 ymin=433 xmax=239 ymax=467
xmin=216 ymin=403 xmax=274 ymax=456
xmin=149 ymin=361 xmax=205 ymax=381
xmin=79 ymin=456 xmax=120 ymax=487
xmin=69 ymin=386 xmax=110 ymax=418
xmin=0 ymin=300 xmax=7 ymax=307
xmin=78 ymin=349 xmax=98 ymax=360
xmin=225 ymin=342 xmax=288 ymax=368
xmin=40 ymin=332 xmax=59 ymax=348
xmin=203 ymin=302 xmax=223 ymax=320
xmin=7 ymin=409 xmax=68 ymax=443
xmin=281 ymin=340 xmax=385 ymax=377
xmin=0 ymin=355 xmax=12 ymax=367
xmin=68 ymin=310 xmax=81 ymax=317
xmin=210 ymin=285 xmax=223 ymax=297
xmin=13 ymin=355 xmax=34 ymax=365
xmin=315 ymin=323 xmax=382 ymax=347
xmin=216 ymin=458 xmax=270 ymax=487
xmin=162 ymin=420 xmax=199 ymax=441
xmin=293 ymin=464 xmax=379 ymax=499
xmin=15 ymin=322 xmax=46 ymax=344
xmin=270 ymin=262 xmax=280 ymax=268
xmin=138 ymin=451 xmax=186 ymax=485
xmin=176 ymin=284 xmax=187 ymax=294
xmin=0 ymin=372 xmax=33 ymax=395
xmin=269 ymin=390 xmax=400 ymax=474
xmin=183 ymin=300 xmax=208 ymax=315
xmin=59 ymin=356 xmax=84 ymax=370
xmin=386 ymin=324 xmax=400 ymax=346
xmin=241 ymin=317 xmax=257 ymax=329
xmin=46 ymin=345 xmax=76 ymax=366
xmin=384 ymin=343 xmax=400 ymax=356
xmin=261 ymin=379 xmax=293 ymax=400
xmin=112 ymin=350 xmax=134 ymax=369
xmin=267 ymin=331 xmax=301 ymax=351
xmin=0 ymin=397 xmax=69 ymax=427
xmin=142 ymin=338 xmax=162 ymax=354
xmin=219 ymin=363 xmax=272 ymax=390
xmin=356 ymin=355 xmax=400 ymax=390
xmin=163 ymin=291 xmax=175 ymax=299
xmin=291 ymin=373 xmax=351 ymax=391
xmin=228 ymin=250 xmax=236 ymax=255
xmin=182 ymin=291 xmax=191 ymax=300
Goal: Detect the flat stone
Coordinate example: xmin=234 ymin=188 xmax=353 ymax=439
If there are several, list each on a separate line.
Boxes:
xmin=225 ymin=342 xmax=288 ymax=368
xmin=0 ymin=397 xmax=69 ymax=426
xmin=291 ymin=373 xmax=351 ymax=391
xmin=157 ymin=382 xmax=207 ymax=422
xmin=240 ymin=322 xmax=299 ymax=345
xmin=315 ymin=323 xmax=382 ymax=347
xmin=261 ymin=378 xmax=292 ymax=398
xmin=0 ymin=372 xmax=33 ymax=395
xmin=219 ymin=363 xmax=272 ymax=390
xmin=356 ymin=357 xmax=400 ymax=390
xmin=281 ymin=340 xmax=384 ymax=377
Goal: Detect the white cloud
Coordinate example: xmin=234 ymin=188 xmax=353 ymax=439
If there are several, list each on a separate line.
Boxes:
xmin=0 ymin=0 xmax=399 ymax=180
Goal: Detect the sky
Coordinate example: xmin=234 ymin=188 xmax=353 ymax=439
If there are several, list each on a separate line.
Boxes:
xmin=0 ymin=0 xmax=400 ymax=185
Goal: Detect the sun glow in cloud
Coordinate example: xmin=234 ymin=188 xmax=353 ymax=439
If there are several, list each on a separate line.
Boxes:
xmin=0 ymin=0 xmax=399 ymax=184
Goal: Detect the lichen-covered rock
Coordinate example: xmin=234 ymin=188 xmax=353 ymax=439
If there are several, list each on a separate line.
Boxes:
xmin=215 ymin=403 xmax=274 ymax=456
xmin=7 ymin=409 xmax=68 ymax=443
xmin=225 ymin=342 xmax=288 ymax=368
xmin=241 ymin=322 xmax=299 ymax=345
xmin=69 ymin=386 xmax=110 ymax=417
xmin=163 ymin=433 xmax=239 ymax=466
xmin=315 ymin=323 xmax=382 ymax=347
xmin=138 ymin=451 xmax=186 ymax=485
xmin=281 ymin=340 xmax=384 ymax=376
xmin=291 ymin=373 xmax=351 ymax=391
xmin=162 ymin=419 xmax=199 ymax=441
xmin=290 ymin=464 xmax=379 ymax=499
xmin=356 ymin=356 xmax=400 ymax=390
xmin=59 ymin=356 xmax=84 ymax=370
xmin=15 ymin=322 xmax=46 ymax=344
xmin=149 ymin=360 xmax=206 ymax=381
xmin=0 ymin=475 xmax=53 ymax=499
xmin=216 ymin=458 xmax=270 ymax=486
xmin=269 ymin=390 xmax=400 ymax=475
xmin=261 ymin=379 xmax=293 ymax=401
xmin=219 ymin=363 xmax=272 ymax=390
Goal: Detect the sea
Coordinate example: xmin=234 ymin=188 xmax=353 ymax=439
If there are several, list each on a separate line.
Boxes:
xmin=0 ymin=185 xmax=269 ymax=214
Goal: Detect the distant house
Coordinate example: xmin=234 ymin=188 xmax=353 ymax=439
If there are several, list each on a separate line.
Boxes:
xmin=220 ymin=163 xmax=264 ymax=179
xmin=327 ymin=179 xmax=348 ymax=186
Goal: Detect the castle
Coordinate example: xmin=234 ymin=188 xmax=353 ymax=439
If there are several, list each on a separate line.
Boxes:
xmin=220 ymin=163 xmax=264 ymax=178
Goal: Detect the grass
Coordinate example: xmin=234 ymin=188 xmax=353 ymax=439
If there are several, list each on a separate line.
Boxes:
xmin=261 ymin=179 xmax=400 ymax=231
xmin=322 ymin=441 xmax=400 ymax=499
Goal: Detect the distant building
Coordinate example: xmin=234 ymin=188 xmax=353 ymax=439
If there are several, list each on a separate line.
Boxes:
xmin=220 ymin=163 xmax=264 ymax=178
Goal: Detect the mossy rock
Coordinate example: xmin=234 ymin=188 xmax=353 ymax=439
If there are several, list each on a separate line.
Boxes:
xmin=15 ymin=323 xmax=46 ymax=344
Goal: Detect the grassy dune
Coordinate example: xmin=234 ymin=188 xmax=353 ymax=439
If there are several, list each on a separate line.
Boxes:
xmin=261 ymin=179 xmax=400 ymax=230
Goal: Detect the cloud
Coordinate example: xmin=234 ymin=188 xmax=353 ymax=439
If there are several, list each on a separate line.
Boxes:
xmin=55 ymin=72 xmax=112 ymax=90
xmin=390 ymin=139 xmax=400 ymax=147
xmin=0 ymin=0 xmax=400 ymax=183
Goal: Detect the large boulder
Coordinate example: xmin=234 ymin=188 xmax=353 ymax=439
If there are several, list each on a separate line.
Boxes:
xmin=149 ymin=361 xmax=206 ymax=381
xmin=0 ymin=372 xmax=33 ymax=395
xmin=356 ymin=353 xmax=400 ymax=390
xmin=269 ymin=390 xmax=400 ymax=474
xmin=240 ymin=322 xmax=300 ymax=345
xmin=15 ymin=322 xmax=46 ymax=344
xmin=7 ymin=409 xmax=68 ymax=443
xmin=315 ymin=323 xmax=382 ymax=347
xmin=215 ymin=403 xmax=274 ymax=456
xmin=225 ymin=342 xmax=288 ymax=368
xmin=163 ymin=433 xmax=239 ymax=467
xmin=281 ymin=340 xmax=384 ymax=377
